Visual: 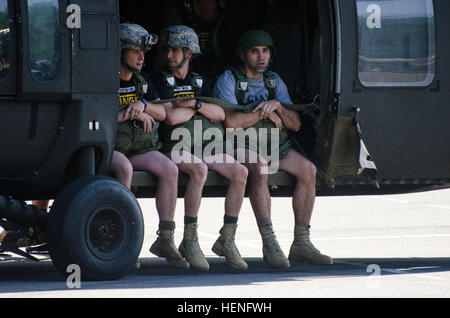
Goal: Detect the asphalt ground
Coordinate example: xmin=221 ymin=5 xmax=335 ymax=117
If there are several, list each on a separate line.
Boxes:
xmin=0 ymin=188 xmax=449 ymax=301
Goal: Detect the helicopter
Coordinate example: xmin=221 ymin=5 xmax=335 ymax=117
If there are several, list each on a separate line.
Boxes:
xmin=0 ymin=0 xmax=448 ymax=280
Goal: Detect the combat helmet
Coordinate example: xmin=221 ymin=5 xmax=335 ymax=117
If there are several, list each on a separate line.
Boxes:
xmin=161 ymin=25 xmax=201 ymax=54
xmin=160 ymin=25 xmax=201 ymax=70
xmin=236 ymin=29 xmax=274 ymax=58
xmin=120 ymin=23 xmax=158 ymax=72
xmin=120 ymin=23 xmax=158 ymax=53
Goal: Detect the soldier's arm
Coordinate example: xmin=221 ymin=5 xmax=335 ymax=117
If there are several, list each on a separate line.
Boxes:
xmin=224 ymin=108 xmax=262 ymax=129
xmin=163 ymin=101 xmax=196 ymax=126
xmin=118 ymin=108 xmax=130 ymax=123
xmin=275 ymin=104 xmax=301 ymax=132
xmin=145 ymin=99 xmax=166 ymax=122
xmin=196 ymin=101 xmax=225 ymax=122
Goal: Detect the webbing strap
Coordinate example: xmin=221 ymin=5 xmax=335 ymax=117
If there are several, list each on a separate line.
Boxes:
xmin=229 ymin=67 xmax=276 ymax=104
xmin=150 ymin=96 xmax=318 ymax=113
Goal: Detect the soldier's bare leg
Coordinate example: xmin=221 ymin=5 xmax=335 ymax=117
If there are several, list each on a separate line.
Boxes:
xmin=239 ymin=149 xmax=289 ymax=269
xmin=278 ymin=149 xmax=332 ymax=265
xmin=205 ymin=153 xmax=248 ymax=270
xmin=129 ymin=151 xmax=178 ymax=221
xmin=278 ymin=149 xmax=316 ymax=225
xmin=110 ymin=150 xmax=133 ymax=189
xmin=169 ymin=150 xmax=207 ymax=218
xmin=203 ymin=153 xmax=248 ymax=217
xmin=240 ymin=149 xmax=271 ymax=223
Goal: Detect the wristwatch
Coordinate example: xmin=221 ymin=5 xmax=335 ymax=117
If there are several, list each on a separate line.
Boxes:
xmin=141 ymin=99 xmax=148 ymax=110
xmin=194 ymin=100 xmax=202 ymax=111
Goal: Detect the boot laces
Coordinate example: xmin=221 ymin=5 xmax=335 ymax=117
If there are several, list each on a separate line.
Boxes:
xmin=263 ymin=227 xmax=283 ymax=253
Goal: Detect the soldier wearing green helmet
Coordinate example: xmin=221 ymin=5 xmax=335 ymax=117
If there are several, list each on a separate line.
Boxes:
xmin=214 ymin=29 xmax=333 ymax=269
xmin=235 ymin=29 xmax=274 ymax=59
xmin=114 ymin=23 xmax=190 ymax=269
xmin=152 ymin=25 xmax=249 ymax=271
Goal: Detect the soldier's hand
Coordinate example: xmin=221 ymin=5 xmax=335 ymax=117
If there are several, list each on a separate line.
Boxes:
xmin=253 ymin=100 xmax=281 ymax=118
xmin=267 ymin=111 xmax=283 ymax=129
xmin=125 ymin=100 xmax=145 ymax=120
xmin=137 ymin=112 xmax=155 ymax=133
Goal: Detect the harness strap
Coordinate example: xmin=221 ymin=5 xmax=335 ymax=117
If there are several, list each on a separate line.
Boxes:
xmin=132 ymin=71 xmax=148 ymax=99
xmin=161 ymin=71 xmax=203 ymax=97
xmin=228 ymin=67 xmax=276 ymax=104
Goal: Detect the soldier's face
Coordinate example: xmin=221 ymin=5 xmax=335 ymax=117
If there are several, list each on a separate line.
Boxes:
xmin=165 ymin=46 xmax=191 ymax=69
xmin=125 ymin=49 xmax=145 ymax=70
xmin=193 ymin=0 xmax=218 ymax=23
xmin=242 ymin=46 xmax=271 ymax=73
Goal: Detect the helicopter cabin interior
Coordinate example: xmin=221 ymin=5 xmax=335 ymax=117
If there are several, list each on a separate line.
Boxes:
xmin=119 ymin=0 xmax=335 ymax=197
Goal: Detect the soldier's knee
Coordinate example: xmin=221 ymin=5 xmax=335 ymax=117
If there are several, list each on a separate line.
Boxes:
xmin=191 ymin=162 xmax=208 ymax=184
xmin=302 ymin=162 xmax=317 ymax=185
xmin=232 ymin=164 xmax=248 ymax=186
xmin=247 ymin=162 xmax=268 ymax=184
xmin=164 ymin=161 xmax=179 ymax=182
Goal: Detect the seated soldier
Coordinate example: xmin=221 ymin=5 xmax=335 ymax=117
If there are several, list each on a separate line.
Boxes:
xmin=114 ymin=23 xmax=189 ymax=269
xmin=152 ymin=25 xmax=248 ymax=271
xmin=214 ymin=29 xmax=333 ymax=269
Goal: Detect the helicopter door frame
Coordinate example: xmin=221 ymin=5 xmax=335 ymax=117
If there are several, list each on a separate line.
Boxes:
xmin=335 ymin=0 xmax=450 ymax=184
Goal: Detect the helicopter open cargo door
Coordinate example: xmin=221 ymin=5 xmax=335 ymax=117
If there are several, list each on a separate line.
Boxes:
xmin=335 ymin=0 xmax=450 ymax=186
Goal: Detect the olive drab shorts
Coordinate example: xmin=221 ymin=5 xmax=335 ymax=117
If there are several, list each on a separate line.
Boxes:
xmin=159 ymin=115 xmax=228 ymax=156
xmin=225 ymin=119 xmax=292 ymax=162
xmin=115 ymin=120 xmax=162 ymax=157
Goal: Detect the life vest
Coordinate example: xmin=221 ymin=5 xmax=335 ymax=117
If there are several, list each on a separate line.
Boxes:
xmin=159 ymin=71 xmax=225 ymax=155
xmin=228 ymin=67 xmax=277 ymax=105
xmin=227 ymin=67 xmax=291 ymax=159
xmin=115 ymin=71 xmax=161 ymax=157
xmin=161 ymin=71 xmax=204 ymax=98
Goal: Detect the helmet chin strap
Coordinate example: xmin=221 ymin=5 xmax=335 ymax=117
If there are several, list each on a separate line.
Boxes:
xmin=249 ymin=65 xmax=268 ymax=73
xmin=121 ymin=50 xmax=141 ymax=73
xmin=168 ymin=48 xmax=190 ymax=71
xmin=125 ymin=63 xmax=140 ymax=73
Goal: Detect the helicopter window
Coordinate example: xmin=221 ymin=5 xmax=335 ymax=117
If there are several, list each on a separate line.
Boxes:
xmin=27 ymin=0 xmax=62 ymax=82
xmin=356 ymin=0 xmax=435 ymax=87
xmin=0 ymin=0 xmax=10 ymax=79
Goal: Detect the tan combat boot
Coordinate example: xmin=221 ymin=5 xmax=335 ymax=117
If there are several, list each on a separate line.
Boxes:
xmin=150 ymin=229 xmax=190 ymax=268
xmin=288 ymin=224 xmax=333 ymax=265
xmin=178 ymin=223 xmax=210 ymax=271
xmin=258 ymin=224 xmax=290 ymax=269
xmin=212 ymin=223 xmax=248 ymax=270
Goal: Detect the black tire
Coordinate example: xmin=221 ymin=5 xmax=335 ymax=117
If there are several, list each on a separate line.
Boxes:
xmin=46 ymin=175 xmax=144 ymax=281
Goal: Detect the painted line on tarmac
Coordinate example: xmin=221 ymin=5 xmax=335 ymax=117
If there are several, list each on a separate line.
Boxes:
xmin=335 ymin=260 xmax=447 ymax=281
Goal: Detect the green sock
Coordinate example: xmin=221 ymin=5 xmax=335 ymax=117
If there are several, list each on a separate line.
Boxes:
xmin=224 ymin=215 xmax=238 ymax=224
xmin=159 ymin=220 xmax=175 ymax=231
xmin=184 ymin=216 xmax=198 ymax=224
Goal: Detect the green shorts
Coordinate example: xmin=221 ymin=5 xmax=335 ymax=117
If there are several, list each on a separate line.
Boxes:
xmin=224 ymin=120 xmax=291 ymax=162
xmin=115 ymin=120 xmax=162 ymax=157
xmin=160 ymin=115 xmax=227 ymax=157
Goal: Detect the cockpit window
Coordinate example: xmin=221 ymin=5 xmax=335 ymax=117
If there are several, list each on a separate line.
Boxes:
xmin=356 ymin=0 xmax=435 ymax=87
xmin=27 ymin=0 xmax=61 ymax=81
xmin=0 ymin=0 xmax=10 ymax=79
